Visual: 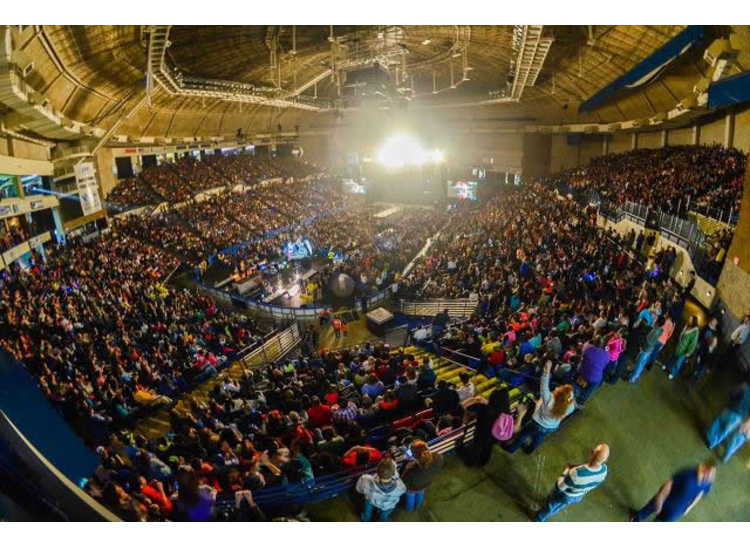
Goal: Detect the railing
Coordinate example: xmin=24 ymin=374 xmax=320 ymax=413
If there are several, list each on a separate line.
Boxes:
xmin=689 ymin=202 xmax=739 ymax=226
xmin=400 ymin=298 xmax=478 ymax=318
xmin=215 ymin=423 xmax=476 ymax=510
xmin=608 ymin=200 xmax=725 ymax=286
xmin=438 ymin=346 xmax=482 ymax=369
xmin=238 ymin=322 xmax=301 ymax=369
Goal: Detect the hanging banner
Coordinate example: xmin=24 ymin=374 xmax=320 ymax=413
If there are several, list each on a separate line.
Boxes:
xmin=74 ymin=162 xmax=102 ymax=216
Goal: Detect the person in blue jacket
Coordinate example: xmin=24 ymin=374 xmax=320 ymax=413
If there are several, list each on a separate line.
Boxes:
xmin=630 ymin=462 xmax=715 ymax=522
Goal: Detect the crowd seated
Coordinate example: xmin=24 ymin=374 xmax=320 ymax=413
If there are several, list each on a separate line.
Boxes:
xmin=82 ymin=179 xmax=716 ymax=522
xmin=106 ymin=153 xmax=323 ymax=210
xmin=544 ymin=145 xmax=746 ymax=219
xmin=0 ymin=225 xmax=271 ymax=444
xmin=0 ymin=222 xmax=28 ymax=252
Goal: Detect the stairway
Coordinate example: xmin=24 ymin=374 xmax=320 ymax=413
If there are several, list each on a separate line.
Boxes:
xmin=135 ymin=343 xmax=527 ymax=440
xmin=401 ymin=345 xmax=524 ymax=407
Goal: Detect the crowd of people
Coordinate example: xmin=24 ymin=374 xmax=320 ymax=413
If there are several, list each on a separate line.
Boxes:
xmin=0 ymin=222 xmax=28 ymax=252
xmin=84 ymin=343 xmax=466 ymax=521
xmin=107 ymin=153 xmax=321 ymax=210
xmin=544 ymin=145 xmax=746 ymax=220
xmin=4 ymin=141 xmax=748 ymax=522
xmin=81 ymin=176 xmax=743 ymax=522
xmin=0 ymin=220 xmax=271 ymax=444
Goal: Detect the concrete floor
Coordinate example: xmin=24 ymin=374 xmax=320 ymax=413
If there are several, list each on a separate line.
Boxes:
xmin=307 ymin=355 xmax=750 ymax=521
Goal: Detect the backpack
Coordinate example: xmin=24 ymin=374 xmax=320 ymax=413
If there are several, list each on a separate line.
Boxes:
xmin=491 ymin=412 xmax=514 ymax=441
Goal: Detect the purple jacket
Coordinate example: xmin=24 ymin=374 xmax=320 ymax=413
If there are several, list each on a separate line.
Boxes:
xmin=579 ymin=345 xmax=610 ymax=384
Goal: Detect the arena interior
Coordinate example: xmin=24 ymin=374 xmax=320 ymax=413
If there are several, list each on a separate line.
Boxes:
xmin=3 ymin=22 xmax=750 ymax=525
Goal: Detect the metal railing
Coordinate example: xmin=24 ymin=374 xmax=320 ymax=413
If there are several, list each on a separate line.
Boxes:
xmin=215 ymin=422 xmax=476 ymax=510
xmin=400 ymin=298 xmax=478 ymax=318
xmin=238 ymin=322 xmax=301 ymax=369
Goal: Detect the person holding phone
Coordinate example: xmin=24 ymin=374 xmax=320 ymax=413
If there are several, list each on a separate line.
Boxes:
xmin=401 ymin=440 xmax=445 ymax=512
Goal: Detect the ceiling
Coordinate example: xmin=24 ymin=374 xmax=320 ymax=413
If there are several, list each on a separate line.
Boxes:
xmin=4 ymin=25 xmax=748 ymax=141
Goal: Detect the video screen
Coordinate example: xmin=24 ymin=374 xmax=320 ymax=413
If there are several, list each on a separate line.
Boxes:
xmin=283 ymin=237 xmax=314 ymax=260
xmin=342 ymin=178 xmax=367 ymax=194
xmin=447 ymin=180 xmax=478 ymax=200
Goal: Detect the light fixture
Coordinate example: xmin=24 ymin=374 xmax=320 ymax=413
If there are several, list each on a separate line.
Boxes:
xmin=421 ymin=39 xmax=432 ymax=45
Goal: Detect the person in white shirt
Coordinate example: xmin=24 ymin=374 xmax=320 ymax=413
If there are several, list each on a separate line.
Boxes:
xmin=730 ymin=315 xmax=750 ymax=348
xmin=456 ymin=372 xmax=475 ymax=401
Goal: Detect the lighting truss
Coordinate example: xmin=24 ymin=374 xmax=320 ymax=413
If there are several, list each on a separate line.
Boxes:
xmin=144 ymin=26 xmax=327 ymax=111
xmin=508 ymin=25 xmax=554 ymax=101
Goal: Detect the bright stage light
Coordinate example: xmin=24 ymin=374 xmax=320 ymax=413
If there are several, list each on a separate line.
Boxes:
xmin=376 ymin=136 xmax=445 ymax=169
xmin=376 ymin=134 xmax=426 ymax=169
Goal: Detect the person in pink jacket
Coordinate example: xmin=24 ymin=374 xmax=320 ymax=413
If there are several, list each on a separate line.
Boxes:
xmin=604 ymin=328 xmax=627 ymax=384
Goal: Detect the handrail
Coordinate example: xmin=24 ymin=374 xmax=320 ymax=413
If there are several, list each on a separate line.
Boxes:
xmin=214 ymin=422 xmax=478 ymax=510
xmin=400 ymin=298 xmax=478 ymax=318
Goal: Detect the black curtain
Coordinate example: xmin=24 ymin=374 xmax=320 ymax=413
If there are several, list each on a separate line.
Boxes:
xmin=115 ymin=156 xmax=134 ymax=179
xmin=141 ymin=155 xmax=157 ymax=169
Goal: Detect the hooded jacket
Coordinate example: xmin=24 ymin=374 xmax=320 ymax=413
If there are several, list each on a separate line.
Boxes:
xmin=355 ymin=471 xmax=407 ymax=511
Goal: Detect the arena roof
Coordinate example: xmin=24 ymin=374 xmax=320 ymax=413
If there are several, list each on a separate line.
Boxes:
xmin=3 ymin=25 xmax=750 ymax=141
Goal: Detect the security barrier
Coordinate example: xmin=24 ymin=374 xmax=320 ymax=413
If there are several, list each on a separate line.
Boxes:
xmin=216 ymin=423 xmax=476 ymax=510
xmin=400 ymin=298 xmax=478 ymax=318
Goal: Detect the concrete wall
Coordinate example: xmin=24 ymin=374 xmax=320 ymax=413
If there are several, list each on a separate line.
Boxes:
xmin=0 ymin=136 xmax=51 ymax=166
xmin=579 ymin=136 xmax=604 ymax=166
xmin=549 ymin=135 xmax=578 ymax=173
xmin=297 ymin=133 xmax=330 ymax=167
xmin=521 ymin=134 xmax=551 ymax=180
xmin=699 ymin=116 xmax=726 ymax=146
xmin=667 ymin=126 xmax=693 ymax=146
xmin=93 ymin=148 xmax=117 ymax=198
xmin=609 ymin=132 xmax=632 ymax=154
xmin=638 ymin=130 xmax=663 ymax=149
xmin=543 ymin=103 xmax=750 ymax=176
xmin=734 ymin=107 xmax=750 ymax=153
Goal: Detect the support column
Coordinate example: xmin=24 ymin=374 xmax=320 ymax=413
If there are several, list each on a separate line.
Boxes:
xmin=602 ymin=135 xmax=609 ymax=156
xmin=661 ymin=130 xmax=668 ymax=148
xmin=51 ymin=206 xmax=66 ymax=245
xmin=724 ymin=110 xmax=735 ymax=148
xmin=631 ymin=132 xmax=638 ymax=150
xmin=692 ymin=125 xmax=700 ymax=145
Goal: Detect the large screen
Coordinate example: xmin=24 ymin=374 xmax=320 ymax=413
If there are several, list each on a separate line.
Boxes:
xmin=342 ymin=178 xmax=367 ymax=194
xmin=447 ymin=180 xmax=478 ymax=200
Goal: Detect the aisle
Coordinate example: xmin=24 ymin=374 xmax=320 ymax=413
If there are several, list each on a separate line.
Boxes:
xmin=307 ymin=364 xmax=750 ymax=521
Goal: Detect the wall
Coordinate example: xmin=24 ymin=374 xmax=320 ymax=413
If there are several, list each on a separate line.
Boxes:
xmin=0 ymin=136 xmax=52 ymax=175
xmin=93 ymin=148 xmax=117 ymax=198
xmin=699 ymin=116 xmax=725 ymax=146
xmin=579 ymin=136 xmax=604 ymax=166
xmin=521 ymin=134 xmax=551 ymax=180
xmin=668 ymin=126 xmax=693 ymax=146
xmin=549 ymin=135 xmax=578 ymax=173
xmin=638 ymin=130 xmax=663 ymax=149
xmin=734 ymin=107 xmax=750 ymax=152
xmin=609 ymin=132 xmax=631 ymax=154
xmin=297 ymin=133 xmax=330 ymax=167
xmin=543 ymin=103 xmax=750 ymax=176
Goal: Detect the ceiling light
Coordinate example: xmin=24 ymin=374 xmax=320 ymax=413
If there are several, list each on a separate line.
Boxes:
xmin=421 ymin=39 xmax=432 ymax=45
xmin=452 ymin=52 xmax=462 ymax=58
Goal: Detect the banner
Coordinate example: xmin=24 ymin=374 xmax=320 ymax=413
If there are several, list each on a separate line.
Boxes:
xmin=74 ymin=162 xmax=102 ymax=216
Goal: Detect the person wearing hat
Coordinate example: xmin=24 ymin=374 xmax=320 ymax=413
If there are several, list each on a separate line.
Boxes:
xmin=355 ymin=458 xmax=406 ymax=521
